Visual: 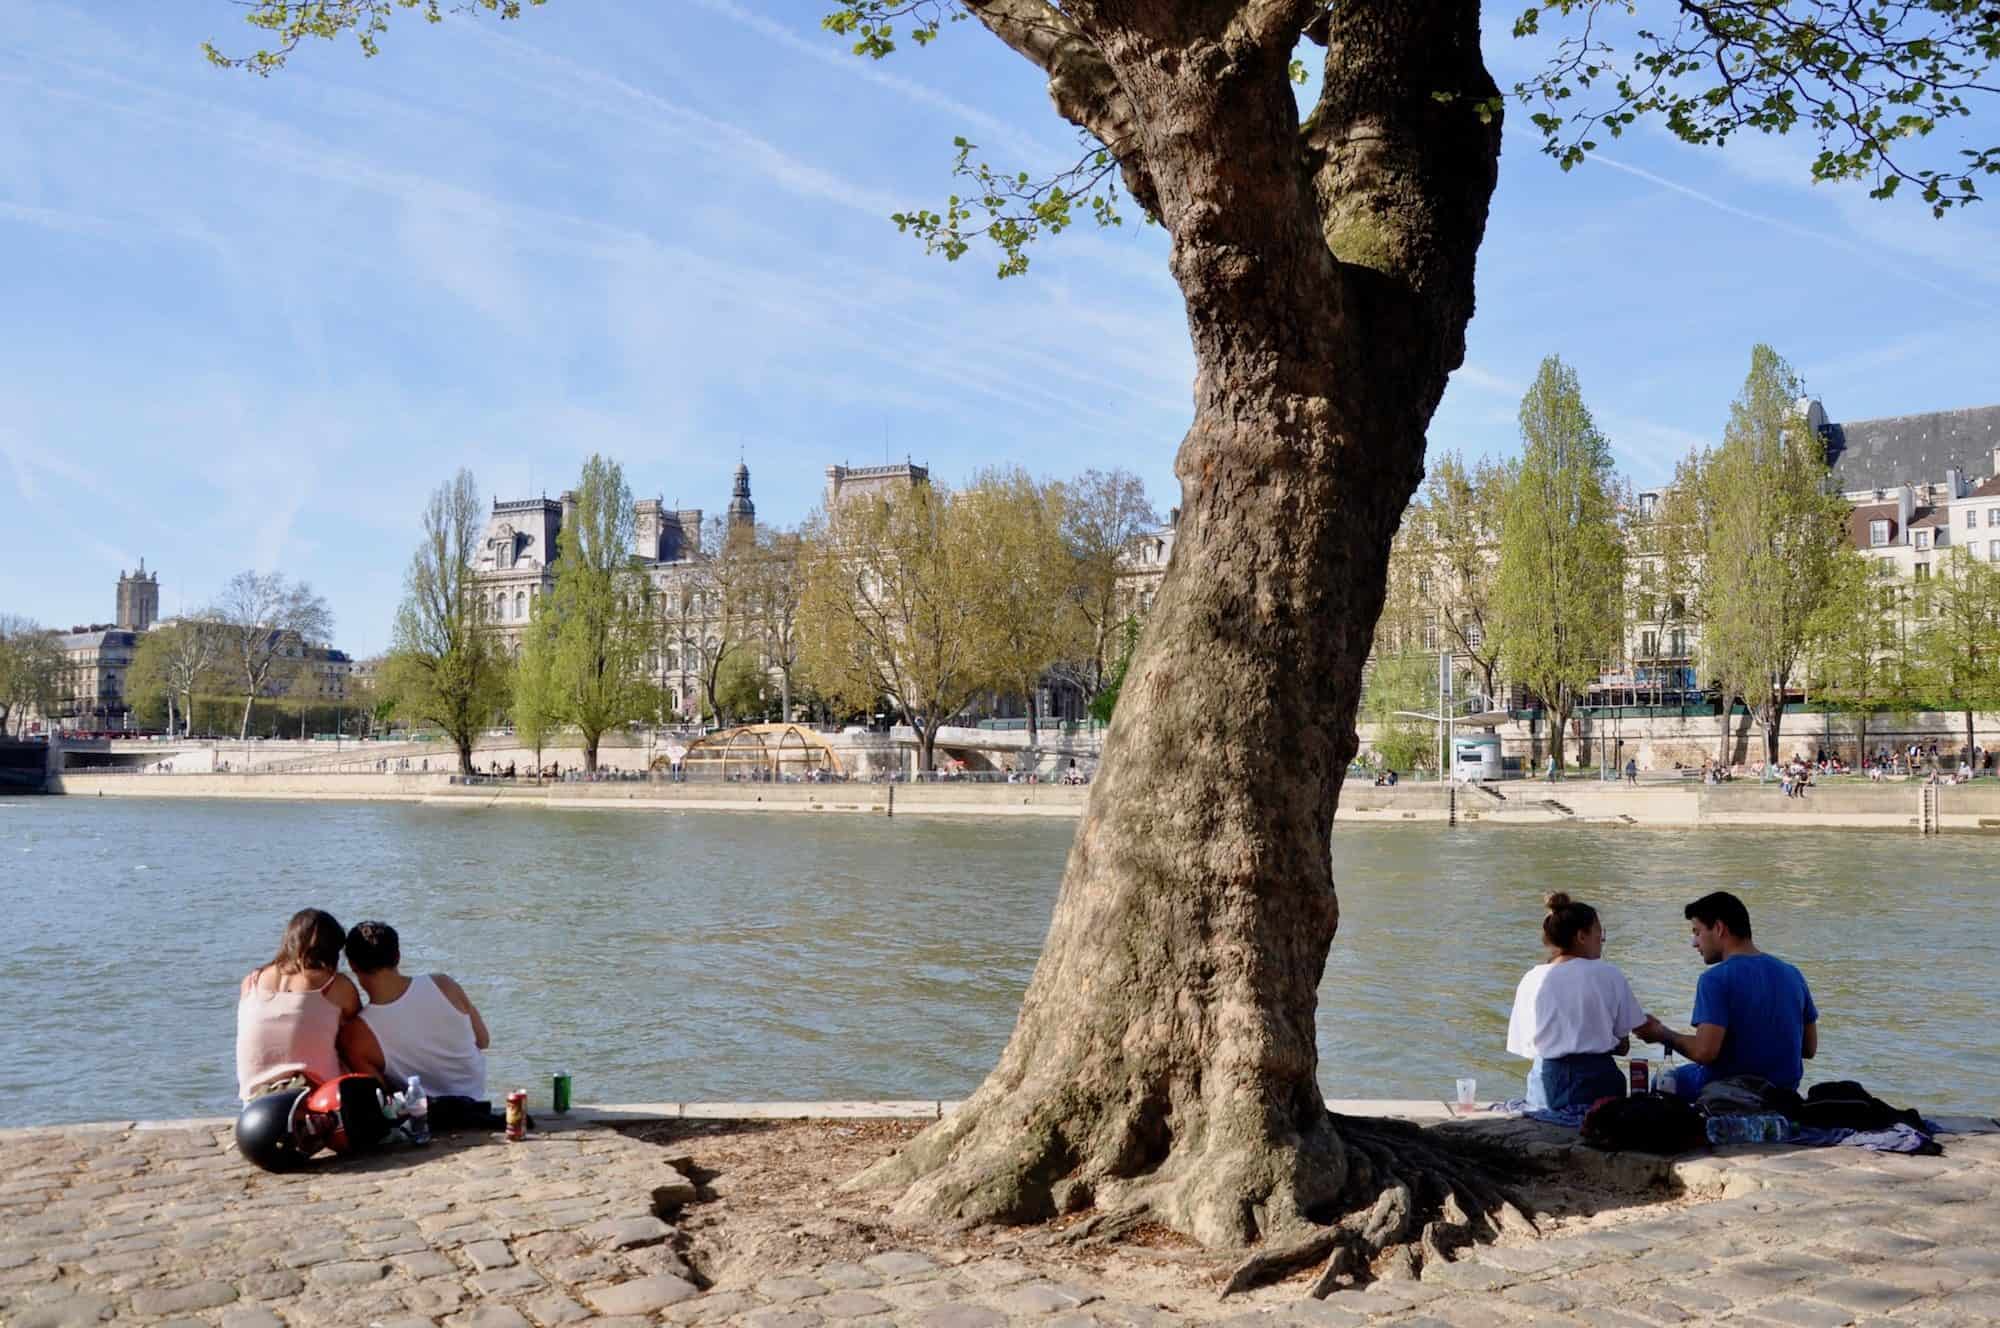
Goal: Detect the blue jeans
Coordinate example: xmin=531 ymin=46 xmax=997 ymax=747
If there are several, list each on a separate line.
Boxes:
xmin=1526 ymin=1052 xmax=1627 ymax=1112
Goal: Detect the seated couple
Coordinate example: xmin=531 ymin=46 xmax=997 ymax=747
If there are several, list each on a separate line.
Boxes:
xmin=1507 ymin=890 xmax=1818 ymax=1112
xmin=235 ymin=910 xmax=489 ymax=1114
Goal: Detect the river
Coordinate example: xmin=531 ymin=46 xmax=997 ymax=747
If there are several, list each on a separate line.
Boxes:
xmin=1 ymin=797 xmax=1994 ymax=1125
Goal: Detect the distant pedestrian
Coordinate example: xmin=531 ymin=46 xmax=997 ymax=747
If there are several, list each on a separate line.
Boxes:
xmin=1624 ymin=758 xmax=1637 ymax=786
xmin=1544 ymin=754 xmax=1558 ymax=783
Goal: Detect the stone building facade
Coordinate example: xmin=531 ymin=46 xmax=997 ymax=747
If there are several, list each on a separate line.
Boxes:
xmin=475 ymin=461 xmax=927 ymax=719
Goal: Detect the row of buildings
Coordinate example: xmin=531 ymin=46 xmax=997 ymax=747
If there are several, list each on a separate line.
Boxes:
xmin=48 ymin=562 xmax=355 ymax=734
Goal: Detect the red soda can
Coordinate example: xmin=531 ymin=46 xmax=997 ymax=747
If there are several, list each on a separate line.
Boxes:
xmin=1629 ymin=1058 xmax=1650 ymax=1094
xmin=505 ymin=1090 xmax=527 ymax=1141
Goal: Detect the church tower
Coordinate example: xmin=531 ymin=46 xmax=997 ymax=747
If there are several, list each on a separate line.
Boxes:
xmin=727 ymin=461 xmax=755 ymax=536
xmin=116 ymin=559 xmax=159 ymax=632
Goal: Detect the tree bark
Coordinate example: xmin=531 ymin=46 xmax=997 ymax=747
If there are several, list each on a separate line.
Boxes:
xmin=239 ymin=691 xmax=255 ymax=742
xmin=855 ymin=1 xmax=1504 ymax=1256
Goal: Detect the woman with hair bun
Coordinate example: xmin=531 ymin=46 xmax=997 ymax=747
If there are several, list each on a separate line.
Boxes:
xmin=1505 ymin=892 xmax=1646 ymax=1112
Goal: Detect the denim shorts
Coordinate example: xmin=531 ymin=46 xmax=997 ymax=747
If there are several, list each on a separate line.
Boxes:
xmin=1526 ymin=1052 xmax=1627 ymax=1112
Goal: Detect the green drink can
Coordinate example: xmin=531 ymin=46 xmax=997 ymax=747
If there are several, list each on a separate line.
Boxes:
xmin=553 ymin=1072 xmax=572 ymax=1114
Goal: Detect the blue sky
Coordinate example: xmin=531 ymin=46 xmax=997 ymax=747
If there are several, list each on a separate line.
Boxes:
xmin=3 ymin=2 xmax=1996 ymax=653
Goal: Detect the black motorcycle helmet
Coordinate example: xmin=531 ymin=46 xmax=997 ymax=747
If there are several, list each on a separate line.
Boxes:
xmin=235 ymin=1089 xmax=310 ymax=1172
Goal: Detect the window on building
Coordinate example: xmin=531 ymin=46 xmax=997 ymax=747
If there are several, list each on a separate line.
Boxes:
xmin=1989 ymin=508 xmax=2000 ymax=527
xmin=1915 ymin=530 xmax=1931 ymax=551
xmin=1640 ymin=630 xmax=1659 ymax=659
xmin=1916 ymin=563 xmax=1931 ymax=580
xmin=1669 ymin=595 xmax=1686 ymax=619
xmin=1869 ymin=519 xmax=1889 ymax=547
xmin=1669 ymin=628 xmax=1688 ymax=658
xmin=1638 ymin=492 xmax=1658 ymax=518
xmin=1969 ymin=508 xmax=1980 ymax=529
xmin=1991 ymin=540 xmax=2000 ymax=561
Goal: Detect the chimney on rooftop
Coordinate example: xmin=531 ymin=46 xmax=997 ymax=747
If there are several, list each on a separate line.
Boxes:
xmin=1948 ymin=467 xmax=1963 ymax=500
xmin=1897 ymin=484 xmax=1915 ymax=544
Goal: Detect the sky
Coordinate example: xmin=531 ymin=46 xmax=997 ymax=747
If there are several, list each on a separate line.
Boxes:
xmin=3 ymin=2 xmax=1997 ymax=654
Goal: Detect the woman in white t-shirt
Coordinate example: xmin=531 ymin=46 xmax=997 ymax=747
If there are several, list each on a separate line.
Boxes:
xmin=1507 ymin=892 xmax=1645 ymax=1111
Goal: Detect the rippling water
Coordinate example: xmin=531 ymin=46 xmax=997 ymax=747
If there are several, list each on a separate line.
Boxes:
xmin=1 ymin=797 xmax=1994 ymax=1125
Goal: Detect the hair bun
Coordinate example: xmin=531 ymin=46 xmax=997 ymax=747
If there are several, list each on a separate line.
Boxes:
xmin=1544 ymin=891 xmax=1572 ymax=912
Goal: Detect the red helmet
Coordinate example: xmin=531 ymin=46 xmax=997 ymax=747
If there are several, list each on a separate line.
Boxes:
xmin=297 ymin=1075 xmax=394 ymax=1156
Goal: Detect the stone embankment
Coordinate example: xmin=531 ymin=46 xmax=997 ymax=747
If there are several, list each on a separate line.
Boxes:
xmin=54 ymin=769 xmax=2000 ymax=831
xmin=3 ymin=1101 xmax=1997 ymax=1327
xmin=1342 ymin=778 xmax=2000 ymax=832
xmin=52 ymin=773 xmax=1090 ymax=818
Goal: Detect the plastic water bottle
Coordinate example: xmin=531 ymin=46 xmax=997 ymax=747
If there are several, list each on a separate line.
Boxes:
xmin=404 ymin=1075 xmax=431 ymax=1146
xmin=1656 ymin=1048 xmax=1675 ymax=1093
xmin=1705 ymin=1113 xmax=1793 ymax=1145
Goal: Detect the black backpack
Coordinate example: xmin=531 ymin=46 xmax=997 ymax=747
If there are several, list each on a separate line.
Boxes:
xmin=1581 ymin=1092 xmax=1708 ymax=1154
xmin=1797 ymin=1081 xmax=1924 ymax=1133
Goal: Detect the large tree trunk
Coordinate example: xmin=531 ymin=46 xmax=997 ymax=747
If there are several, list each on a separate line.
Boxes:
xmin=581 ymin=731 xmax=600 ymax=773
xmin=856 ymin=2 xmax=1507 ymax=1262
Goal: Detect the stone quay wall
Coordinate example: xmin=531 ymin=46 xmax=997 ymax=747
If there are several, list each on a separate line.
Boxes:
xmin=55 ymin=768 xmax=2000 ymax=831
xmin=51 ymin=772 xmax=1091 ymax=818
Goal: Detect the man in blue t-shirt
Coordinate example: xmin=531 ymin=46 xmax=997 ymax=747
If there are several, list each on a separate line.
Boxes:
xmin=1636 ymin=890 xmax=1818 ymax=1097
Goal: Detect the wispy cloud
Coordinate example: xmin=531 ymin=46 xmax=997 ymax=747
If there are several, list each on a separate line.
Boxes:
xmin=687 ymin=0 xmax=1069 ymax=171
xmin=1592 ymin=148 xmax=2000 ymax=316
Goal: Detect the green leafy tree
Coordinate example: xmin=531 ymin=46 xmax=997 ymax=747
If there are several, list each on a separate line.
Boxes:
xmin=210 ymin=0 xmax=2000 ymax=1267
xmin=0 ymin=616 xmax=65 ymax=737
xmin=1495 ymin=356 xmax=1625 ymax=772
xmin=1807 ymin=551 xmax=1901 ymax=762
xmin=546 ymin=455 xmax=660 ymax=773
xmin=510 ymin=599 xmax=561 ymax=774
xmin=387 ymin=469 xmax=509 ymax=774
xmin=1087 ymin=615 xmax=1140 ymax=725
xmin=1699 ymin=346 xmax=1848 ymax=768
xmin=713 ymin=647 xmax=771 ymax=724
xmin=960 ymin=466 xmax=1085 ymax=750
xmin=1912 ymin=548 xmax=2000 ymax=759
xmin=798 ymin=482 xmax=991 ymax=772
xmin=1359 ymin=647 xmax=1439 ymax=775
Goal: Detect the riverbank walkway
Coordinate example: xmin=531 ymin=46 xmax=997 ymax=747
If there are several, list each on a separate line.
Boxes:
xmin=4 ymin=1102 xmax=1998 ymax=1327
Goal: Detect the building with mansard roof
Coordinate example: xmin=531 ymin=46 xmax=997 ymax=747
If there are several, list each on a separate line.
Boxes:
xmin=475 ymin=460 xmax=927 ymax=719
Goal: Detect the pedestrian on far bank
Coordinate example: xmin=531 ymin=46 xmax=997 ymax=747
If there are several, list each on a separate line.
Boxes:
xmin=1545 ymin=754 xmax=1558 ymax=783
xmin=1624 ymin=758 xmax=1638 ymax=786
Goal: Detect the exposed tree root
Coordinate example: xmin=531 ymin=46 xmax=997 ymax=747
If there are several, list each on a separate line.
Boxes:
xmin=1221 ymin=1113 xmax=1540 ymax=1298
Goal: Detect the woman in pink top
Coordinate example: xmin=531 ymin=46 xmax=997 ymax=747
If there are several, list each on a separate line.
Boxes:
xmin=235 ymin=908 xmax=363 ymax=1100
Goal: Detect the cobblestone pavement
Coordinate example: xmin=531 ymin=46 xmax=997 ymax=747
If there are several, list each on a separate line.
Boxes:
xmin=2 ymin=1117 xmax=1997 ymax=1327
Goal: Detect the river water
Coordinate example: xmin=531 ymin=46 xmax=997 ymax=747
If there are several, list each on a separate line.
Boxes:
xmin=1 ymin=797 xmax=1994 ymax=1126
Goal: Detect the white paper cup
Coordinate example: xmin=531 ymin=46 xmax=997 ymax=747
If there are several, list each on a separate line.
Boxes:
xmin=1455 ymin=1077 xmax=1477 ymax=1108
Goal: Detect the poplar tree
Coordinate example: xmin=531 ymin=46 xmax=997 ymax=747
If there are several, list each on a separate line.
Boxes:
xmin=510 ymin=599 xmax=560 ymax=775
xmin=546 ymin=455 xmax=659 ymax=772
xmin=1494 ymin=356 xmax=1624 ymax=772
xmin=1699 ymin=346 xmax=1848 ymax=768
xmin=388 ymin=469 xmax=508 ymax=774
xmin=1405 ymin=453 xmax=1505 ymax=702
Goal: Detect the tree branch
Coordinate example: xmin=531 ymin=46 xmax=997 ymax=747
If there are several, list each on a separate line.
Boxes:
xmin=961 ymin=0 xmax=1159 ymax=217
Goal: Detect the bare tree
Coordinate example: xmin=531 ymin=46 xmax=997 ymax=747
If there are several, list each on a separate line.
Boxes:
xmin=1056 ymin=468 xmax=1159 ymax=704
xmin=389 ymin=469 xmax=508 ymax=774
xmin=215 ymin=572 xmax=334 ymax=740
